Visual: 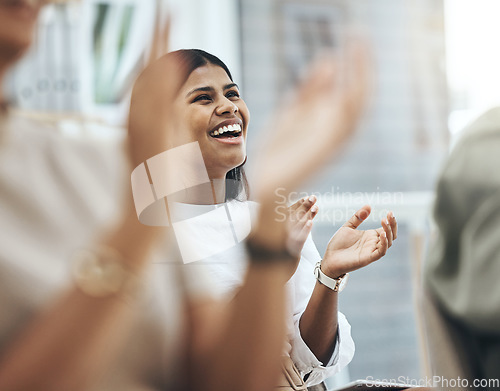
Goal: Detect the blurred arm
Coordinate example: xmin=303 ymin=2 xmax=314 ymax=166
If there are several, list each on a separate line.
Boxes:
xmin=0 ymin=210 xmax=164 ymax=391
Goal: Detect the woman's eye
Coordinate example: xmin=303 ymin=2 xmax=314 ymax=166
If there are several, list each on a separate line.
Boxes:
xmin=226 ymin=90 xmax=240 ymax=99
xmin=193 ymin=94 xmax=212 ymax=103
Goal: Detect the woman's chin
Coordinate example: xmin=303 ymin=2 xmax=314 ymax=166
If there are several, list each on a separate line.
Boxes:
xmin=219 ymin=153 xmax=247 ymax=171
xmin=229 ymin=156 xmax=247 ymax=171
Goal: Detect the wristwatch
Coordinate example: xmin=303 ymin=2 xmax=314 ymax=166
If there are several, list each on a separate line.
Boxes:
xmin=314 ymin=261 xmax=349 ymax=292
xmin=72 ymin=246 xmax=137 ymax=298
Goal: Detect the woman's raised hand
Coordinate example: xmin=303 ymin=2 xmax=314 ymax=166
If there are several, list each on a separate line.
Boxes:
xmin=286 ymin=195 xmax=319 ymax=256
xmin=321 ymin=206 xmax=398 ymax=278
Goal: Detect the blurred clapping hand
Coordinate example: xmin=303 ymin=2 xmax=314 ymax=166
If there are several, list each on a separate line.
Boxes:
xmin=250 ymin=43 xmax=372 ymax=254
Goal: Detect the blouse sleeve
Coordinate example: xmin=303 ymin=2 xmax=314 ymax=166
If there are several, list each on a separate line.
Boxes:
xmin=286 ymin=234 xmax=355 ymax=387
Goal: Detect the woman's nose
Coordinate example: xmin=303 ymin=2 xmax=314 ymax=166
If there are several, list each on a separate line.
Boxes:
xmin=216 ymin=98 xmax=238 ymax=116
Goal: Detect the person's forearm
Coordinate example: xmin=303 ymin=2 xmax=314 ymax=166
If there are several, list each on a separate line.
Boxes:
xmin=0 ymin=212 xmax=163 ymax=391
xmin=192 ymin=205 xmax=293 ymax=391
xmin=194 ymin=262 xmax=289 ymax=391
xmin=299 ymin=282 xmax=339 ymax=364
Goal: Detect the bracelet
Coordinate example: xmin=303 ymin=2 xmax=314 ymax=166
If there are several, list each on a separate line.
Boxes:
xmin=72 ymin=245 xmax=139 ymax=298
xmin=245 ymin=237 xmax=296 ymax=264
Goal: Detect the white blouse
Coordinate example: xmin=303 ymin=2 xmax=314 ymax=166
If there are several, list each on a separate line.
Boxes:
xmin=169 ymin=199 xmax=355 ymax=386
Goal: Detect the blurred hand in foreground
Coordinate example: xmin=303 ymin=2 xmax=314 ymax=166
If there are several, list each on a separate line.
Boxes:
xmin=251 ymin=42 xmax=372 ymax=252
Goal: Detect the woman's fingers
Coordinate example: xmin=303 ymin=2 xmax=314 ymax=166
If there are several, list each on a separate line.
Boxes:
xmin=311 ymin=204 xmax=319 ymax=218
xmin=389 ymin=211 xmax=398 ymax=240
xmin=288 ymin=195 xmax=311 ymax=213
xmin=285 ymin=195 xmax=318 ymax=254
xmin=288 ymin=198 xmax=303 ymax=213
xmin=381 ymin=218 xmax=393 ymax=248
xmin=343 ymin=205 xmax=371 ymax=229
xmin=374 ymin=211 xmax=397 ymax=249
xmin=376 ymin=231 xmax=388 ymax=258
xmin=370 ymin=230 xmax=388 ymax=262
xmin=290 ymin=195 xmax=317 ymax=221
xmin=297 ymin=195 xmax=317 ymax=219
xmin=298 ymin=203 xmax=318 ymax=225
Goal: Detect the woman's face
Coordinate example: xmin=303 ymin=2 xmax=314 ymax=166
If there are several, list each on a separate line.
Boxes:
xmin=173 ymin=63 xmax=250 ymax=179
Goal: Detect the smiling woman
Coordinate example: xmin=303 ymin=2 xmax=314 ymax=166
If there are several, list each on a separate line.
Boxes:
xmin=145 ymin=48 xmax=398 ymax=390
xmin=167 ymin=49 xmax=250 ymax=202
xmin=0 ymin=1 xmax=381 ymax=387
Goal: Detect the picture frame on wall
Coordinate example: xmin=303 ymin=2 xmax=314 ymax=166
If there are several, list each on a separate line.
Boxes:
xmin=80 ymin=0 xmax=157 ymax=125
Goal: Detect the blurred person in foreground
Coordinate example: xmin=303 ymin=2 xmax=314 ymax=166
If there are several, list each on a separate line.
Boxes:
xmin=425 ymin=107 xmax=500 ymax=391
xmin=0 ymin=1 xmax=372 ymax=391
xmin=142 ymin=49 xmax=398 ymax=391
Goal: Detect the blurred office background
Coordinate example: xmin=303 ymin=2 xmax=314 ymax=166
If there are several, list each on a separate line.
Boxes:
xmin=4 ymin=0 xmax=500 ymax=388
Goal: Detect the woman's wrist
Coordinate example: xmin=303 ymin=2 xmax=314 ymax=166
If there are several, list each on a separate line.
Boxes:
xmin=319 ymin=256 xmax=347 ymax=280
xmin=104 ymin=210 xmax=165 ymax=272
xmin=245 ymin=235 xmax=295 ymax=264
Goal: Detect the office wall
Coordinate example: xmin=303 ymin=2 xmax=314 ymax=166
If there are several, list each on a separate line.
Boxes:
xmin=239 ymin=0 xmax=448 ymax=383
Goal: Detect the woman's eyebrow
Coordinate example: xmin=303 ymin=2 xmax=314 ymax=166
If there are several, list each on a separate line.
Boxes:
xmin=224 ymin=83 xmax=239 ymax=90
xmin=186 ymin=83 xmax=239 ymax=98
xmin=186 ymin=86 xmax=214 ymax=98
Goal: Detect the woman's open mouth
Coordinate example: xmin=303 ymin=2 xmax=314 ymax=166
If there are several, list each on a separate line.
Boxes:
xmin=209 ymin=124 xmax=242 ymax=138
xmin=209 ymin=124 xmax=243 ymax=144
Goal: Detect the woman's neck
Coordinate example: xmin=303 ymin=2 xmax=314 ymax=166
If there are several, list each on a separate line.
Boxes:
xmin=174 ymin=178 xmax=227 ymax=205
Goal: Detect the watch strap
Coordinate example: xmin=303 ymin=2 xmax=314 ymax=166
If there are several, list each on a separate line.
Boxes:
xmin=314 ymin=261 xmax=349 ymax=292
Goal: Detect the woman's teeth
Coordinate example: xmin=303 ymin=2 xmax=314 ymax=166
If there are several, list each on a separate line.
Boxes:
xmin=210 ymin=124 xmax=242 ymax=137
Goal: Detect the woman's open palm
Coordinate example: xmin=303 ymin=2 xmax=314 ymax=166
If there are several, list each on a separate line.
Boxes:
xmin=321 ymin=205 xmax=398 ymax=278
